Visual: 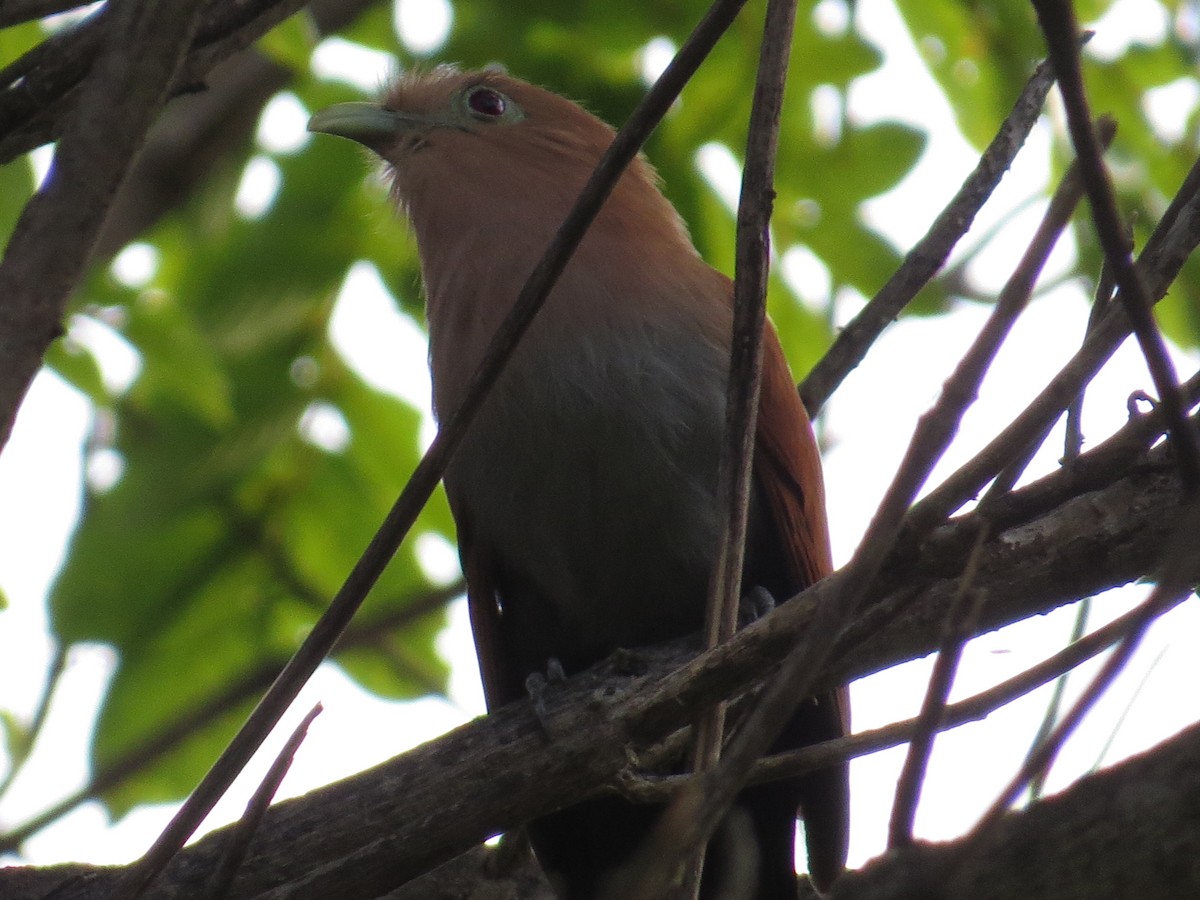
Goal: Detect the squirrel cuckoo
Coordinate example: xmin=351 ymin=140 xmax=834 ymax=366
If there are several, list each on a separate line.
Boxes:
xmin=310 ymin=67 xmax=849 ymax=898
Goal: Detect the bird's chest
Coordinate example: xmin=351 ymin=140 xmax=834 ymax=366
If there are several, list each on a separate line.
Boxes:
xmin=437 ymin=318 xmax=730 ymax=667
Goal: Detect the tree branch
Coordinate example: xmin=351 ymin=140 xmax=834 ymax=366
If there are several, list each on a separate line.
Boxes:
xmin=905 ymin=152 xmax=1200 ymax=536
xmin=1032 ymin=0 xmax=1200 ymax=493
xmin=799 ymin=57 xmax=1057 ymax=417
xmin=828 ymin=721 xmax=1200 ymax=900
xmin=1 ymin=430 xmax=1191 ymax=899
xmin=0 ymin=0 xmax=203 ymax=444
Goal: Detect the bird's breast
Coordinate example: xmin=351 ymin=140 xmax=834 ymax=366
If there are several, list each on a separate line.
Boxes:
xmin=432 ymin=282 xmax=732 ymax=669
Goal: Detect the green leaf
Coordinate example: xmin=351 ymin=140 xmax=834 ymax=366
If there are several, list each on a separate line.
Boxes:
xmin=45 ymin=338 xmax=110 ymax=406
xmin=1 ymin=708 xmax=29 ymax=767
xmin=257 ymin=13 xmax=316 ymax=71
xmin=0 ymin=154 xmax=34 ymax=239
xmin=894 ymin=0 xmax=1044 ymax=149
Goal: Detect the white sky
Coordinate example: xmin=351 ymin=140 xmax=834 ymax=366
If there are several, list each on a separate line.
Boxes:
xmin=1 ymin=0 xmax=1197 ymax=881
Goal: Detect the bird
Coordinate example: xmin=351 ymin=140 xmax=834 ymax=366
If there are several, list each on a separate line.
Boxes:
xmin=309 ymin=65 xmax=849 ymax=899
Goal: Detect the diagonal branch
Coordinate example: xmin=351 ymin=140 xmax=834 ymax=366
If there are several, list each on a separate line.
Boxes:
xmin=905 ymin=154 xmax=1200 ymax=537
xmin=799 ymin=57 xmax=1057 ymax=417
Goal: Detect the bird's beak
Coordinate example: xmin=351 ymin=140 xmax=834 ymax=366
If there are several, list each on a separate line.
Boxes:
xmin=308 ymin=102 xmax=435 ymax=151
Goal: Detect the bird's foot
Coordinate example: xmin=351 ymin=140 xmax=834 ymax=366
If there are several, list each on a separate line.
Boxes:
xmin=525 ymin=657 xmax=567 ymax=738
xmin=739 ymin=585 xmax=777 ymax=627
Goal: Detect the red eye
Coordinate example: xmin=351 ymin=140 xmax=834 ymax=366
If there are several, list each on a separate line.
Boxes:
xmin=467 ymin=87 xmax=507 ymax=117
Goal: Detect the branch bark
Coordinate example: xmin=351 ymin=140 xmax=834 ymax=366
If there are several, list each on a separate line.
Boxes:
xmin=829 ymin=721 xmax=1200 ymax=900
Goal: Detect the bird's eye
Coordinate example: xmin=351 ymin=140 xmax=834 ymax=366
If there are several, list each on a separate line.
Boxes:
xmin=467 ymin=87 xmax=507 ymax=118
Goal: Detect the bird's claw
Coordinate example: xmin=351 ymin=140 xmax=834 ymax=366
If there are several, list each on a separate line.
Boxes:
xmin=739 ymin=585 xmax=777 ymax=626
xmin=525 ymin=657 xmax=567 ymax=738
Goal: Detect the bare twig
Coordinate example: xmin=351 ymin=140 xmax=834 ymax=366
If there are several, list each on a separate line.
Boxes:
xmin=0 ymin=646 xmax=66 ymax=798
xmin=799 ymin=57 xmax=1057 ymax=417
xmin=1024 ymin=252 xmax=1116 ymax=802
xmin=1026 ymin=593 xmax=1091 ymax=803
xmin=204 ymin=703 xmax=323 ymax=900
xmin=1032 ymin=0 xmax=1200 ymax=494
xmin=980 ymin=119 xmax=1118 ymax=503
xmin=641 ymin=0 xmax=799 ymax=893
xmin=887 ymin=528 xmax=988 ymax=849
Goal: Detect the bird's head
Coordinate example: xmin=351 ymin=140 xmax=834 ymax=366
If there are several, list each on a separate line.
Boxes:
xmin=307 ymin=66 xmax=691 ymax=265
xmin=308 ymin=66 xmax=604 ymax=165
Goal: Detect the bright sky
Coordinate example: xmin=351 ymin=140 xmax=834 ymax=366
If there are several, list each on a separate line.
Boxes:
xmin=1 ymin=0 xmax=1198 ymax=882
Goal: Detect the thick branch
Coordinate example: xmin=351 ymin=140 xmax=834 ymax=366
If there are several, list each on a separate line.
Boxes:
xmin=828 ymin=721 xmax=1200 ymax=900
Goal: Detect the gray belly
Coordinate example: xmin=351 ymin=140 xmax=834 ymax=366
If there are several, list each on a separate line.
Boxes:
xmin=445 ymin=336 xmax=728 ymax=673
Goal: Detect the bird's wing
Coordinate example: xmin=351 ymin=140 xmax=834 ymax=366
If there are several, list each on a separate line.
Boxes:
xmin=754 ymin=324 xmax=835 ymax=589
xmin=754 ymin=323 xmax=851 ymax=891
xmin=451 ymin=501 xmax=514 ymax=712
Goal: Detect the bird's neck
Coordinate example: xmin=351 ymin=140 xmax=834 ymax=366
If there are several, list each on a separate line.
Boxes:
xmin=417 ymin=202 xmax=731 ymax=423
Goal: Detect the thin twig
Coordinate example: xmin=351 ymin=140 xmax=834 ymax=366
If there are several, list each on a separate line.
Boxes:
xmin=110 ymin=2 xmax=755 ymax=896
xmin=1025 ymin=248 xmax=1116 ymax=802
xmin=205 ymin=703 xmax=323 ymax=900
xmin=799 ymin=57 xmax=1057 ymax=417
xmin=1061 ymin=261 xmax=1117 ymax=463
xmin=1026 ymin=594 xmax=1091 ymax=803
xmin=662 ymin=0 xmax=799 ymax=892
xmin=980 ymin=118 xmax=1118 ymax=502
xmin=1033 ymin=0 xmax=1200 ymax=495
xmin=1091 ymin=643 xmax=1167 ymax=771
xmin=0 ymin=645 xmax=66 ymax=798
xmin=887 ymin=527 xmax=989 ymax=849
